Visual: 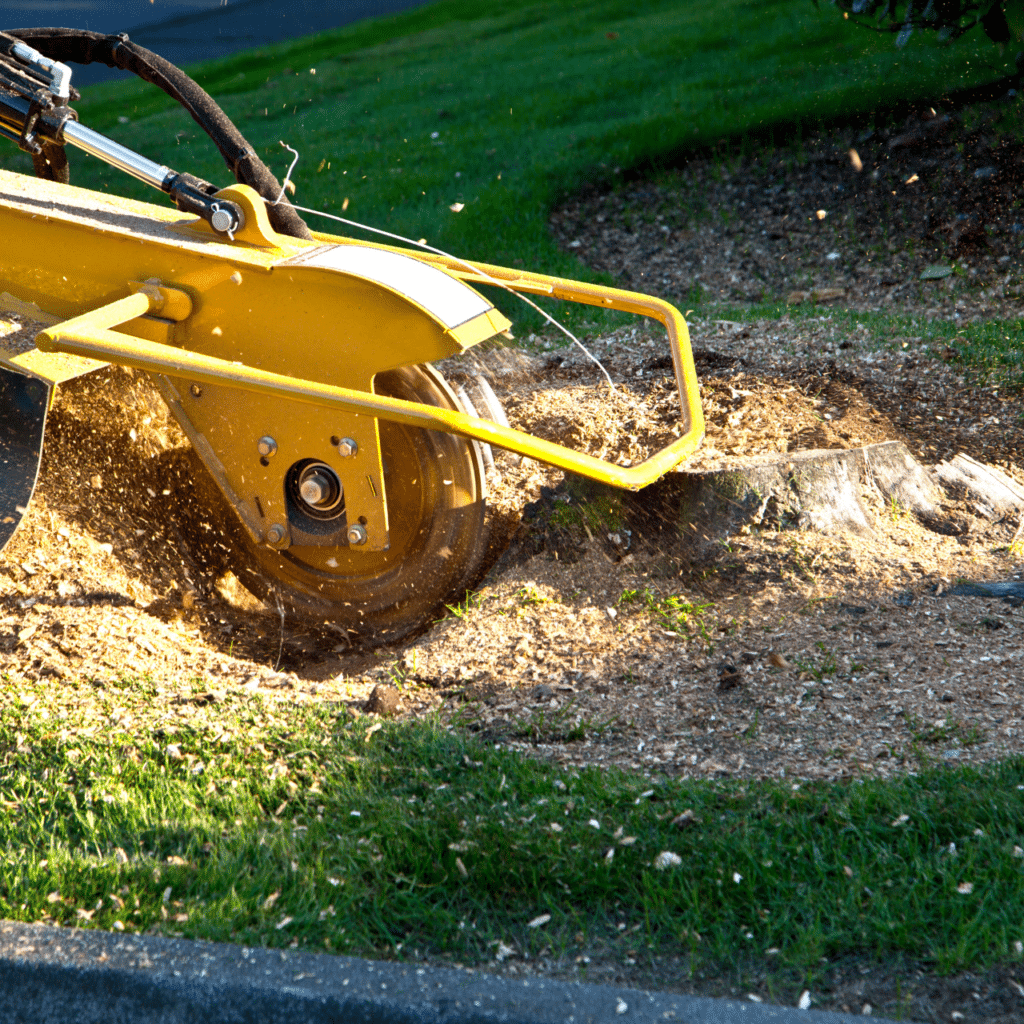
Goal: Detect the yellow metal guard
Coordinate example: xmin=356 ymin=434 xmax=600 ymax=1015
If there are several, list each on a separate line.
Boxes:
xmin=36 ymin=270 xmax=704 ymax=491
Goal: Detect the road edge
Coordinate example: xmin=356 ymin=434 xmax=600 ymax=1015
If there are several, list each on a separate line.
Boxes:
xmin=0 ymin=919 xmax=906 ymax=1023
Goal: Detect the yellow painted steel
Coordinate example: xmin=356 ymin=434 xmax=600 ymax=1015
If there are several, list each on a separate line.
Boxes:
xmin=1 ymin=165 xmax=706 ymax=530
xmin=306 ymin=232 xmax=704 ymax=448
xmin=0 ymin=290 xmax=104 ymax=386
xmin=0 ymin=170 xmax=511 ymax=552
xmin=36 ymin=284 xmax=703 ymax=491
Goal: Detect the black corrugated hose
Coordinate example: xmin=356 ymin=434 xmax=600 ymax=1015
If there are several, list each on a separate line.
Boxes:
xmin=1 ymin=27 xmax=311 ymax=239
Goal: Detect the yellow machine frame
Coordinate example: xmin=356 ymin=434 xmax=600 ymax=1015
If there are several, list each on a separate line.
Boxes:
xmin=2 ymin=172 xmax=705 ymax=557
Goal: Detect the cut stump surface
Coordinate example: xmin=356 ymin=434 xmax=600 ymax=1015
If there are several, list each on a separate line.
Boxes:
xmin=551 ymin=441 xmax=966 ymax=563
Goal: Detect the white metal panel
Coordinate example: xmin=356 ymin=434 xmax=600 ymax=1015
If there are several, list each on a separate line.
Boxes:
xmin=280 ymin=244 xmax=492 ymax=328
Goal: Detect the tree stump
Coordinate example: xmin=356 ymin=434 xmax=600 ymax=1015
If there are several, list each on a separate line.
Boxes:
xmin=519 ymin=439 xmax=1024 ymax=567
xmin=933 ymin=453 xmax=1024 ymax=519
xmin=519 ymin=440 xmax=1024 ymax=567
xmin=612 ymin=440 xmax=942 ymax=561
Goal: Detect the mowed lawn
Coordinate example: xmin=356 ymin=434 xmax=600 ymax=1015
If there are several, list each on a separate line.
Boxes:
xmin=0 ymin=0 xmax=1011 ymax=301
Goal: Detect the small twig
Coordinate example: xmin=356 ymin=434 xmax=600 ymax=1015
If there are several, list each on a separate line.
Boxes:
xmin=273 ymin=593 xmax=286 ymax=672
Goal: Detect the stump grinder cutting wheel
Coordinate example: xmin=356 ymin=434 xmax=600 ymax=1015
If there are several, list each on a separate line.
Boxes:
xmin=0 ymin=29 xmax=706 ymax=643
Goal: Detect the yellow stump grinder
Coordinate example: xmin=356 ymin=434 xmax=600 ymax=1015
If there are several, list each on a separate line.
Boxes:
xmin=0 ymin=28 xmax=705 ymax=641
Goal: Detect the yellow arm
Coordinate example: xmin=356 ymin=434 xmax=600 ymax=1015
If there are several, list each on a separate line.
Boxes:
xmin=36 ymin=276 xmax=704 ymax=491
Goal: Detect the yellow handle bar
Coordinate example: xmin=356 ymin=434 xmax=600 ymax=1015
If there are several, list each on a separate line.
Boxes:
xmin=35 ymin=271 xmax=705 ymax=492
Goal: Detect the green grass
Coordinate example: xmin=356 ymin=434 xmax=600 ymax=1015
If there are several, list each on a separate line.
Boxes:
xmin=942 ymin=319 xmax=1024 ymax=385
xmin=697 ymin=297 xmax=1024 ymax=385
xmin=792 ymin=642 xmax=840 ymax=683
xmin=619 ymin=586 xmax=714 ymax=638
xmin=3 ymin=678 xmax=1024 ymax=977
xmin=0 ymin=0 xmax=1013 ymax=332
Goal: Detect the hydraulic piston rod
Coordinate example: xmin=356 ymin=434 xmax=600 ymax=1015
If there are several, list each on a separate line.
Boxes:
xmin=0 ymin=86 xmax=239 ymax=233
xmin=62 ymin=119 xmax=173 ymax=190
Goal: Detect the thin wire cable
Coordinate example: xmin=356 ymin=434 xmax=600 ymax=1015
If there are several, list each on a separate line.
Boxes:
xmin=268 ymin=146 xmax=615 ymax=390
xmin=272 ymin=141 xmax=301 ymax=205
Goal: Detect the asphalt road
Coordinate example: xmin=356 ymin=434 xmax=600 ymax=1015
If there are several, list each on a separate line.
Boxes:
xmin=0 ymin=919 xmax=901 ymax=1024
xmin=0 ymin=0 xmax=434 ymax=83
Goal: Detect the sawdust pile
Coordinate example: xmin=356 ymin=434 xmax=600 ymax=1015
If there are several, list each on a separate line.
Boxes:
xmin=0 ymin=315 xmax=1021 ymax=791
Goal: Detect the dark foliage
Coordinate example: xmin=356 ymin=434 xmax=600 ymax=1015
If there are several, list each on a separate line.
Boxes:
xmin=830 ymin=0 xmax=1024 ymax=52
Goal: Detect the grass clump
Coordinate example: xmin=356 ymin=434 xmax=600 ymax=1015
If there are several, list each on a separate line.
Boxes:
xmin=791 ymin=642 xmax=840 ymax=682
xmin=619 ymin=586 xmax=713 ymax=637
xmin=547 ymin=490 xmax=626 ymax=533
xmin=5 ymin=676 xmax=1023 ymax=976
xmin=906 ymin=713 xmax=988 ymax=749
xmin=505 ymin=698 xmax=617 ymax=744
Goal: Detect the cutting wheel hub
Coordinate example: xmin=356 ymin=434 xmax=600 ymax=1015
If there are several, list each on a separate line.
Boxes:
xmin=292 ymin=461 xmax=343 ymax=518
xmin=196 ymin=365 xmax=489 ymax=644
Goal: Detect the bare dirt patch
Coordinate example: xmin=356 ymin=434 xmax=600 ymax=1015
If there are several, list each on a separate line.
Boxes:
xmin=549 ymin=93 xmax=1024 ymax=321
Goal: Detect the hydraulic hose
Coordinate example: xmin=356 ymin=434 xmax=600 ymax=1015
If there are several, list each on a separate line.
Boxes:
xmin=1 ymin=27 xmax=311 ymax=239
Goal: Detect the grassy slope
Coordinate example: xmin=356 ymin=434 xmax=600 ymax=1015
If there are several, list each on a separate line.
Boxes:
xmin=2 ymin=684 xmax=1023 ymax=979
xmin=0 ymin=0 xmax=1012 ymax=328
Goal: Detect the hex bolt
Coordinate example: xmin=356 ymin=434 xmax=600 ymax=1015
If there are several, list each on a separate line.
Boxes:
xmin=300 ymin=474 xmax=330 ymax=506
xmin=266 ymin=523 xmax=285 ymax=545
xmin=347 ymin=523 xmax=368 ymax=546
xmin=257 ymin=436 xmax=278 ymax=458
xmin=336 ymin=437 xmax=358 ymax=458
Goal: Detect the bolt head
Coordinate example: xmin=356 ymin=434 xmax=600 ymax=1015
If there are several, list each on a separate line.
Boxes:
xmin=337 ymin=437 xmax=358 ymax=458
xmin=266 ymin=524 xmax=285 ymax=544
xmin=257 ymin=436 xmax=277 ymax=458
xmin=346 ymin=524 xmax=367 ymax=546
xmin=300 ymin=475 xmax=328 ymax=506
xmin=210 ymin=206 xmax=235 ymax=234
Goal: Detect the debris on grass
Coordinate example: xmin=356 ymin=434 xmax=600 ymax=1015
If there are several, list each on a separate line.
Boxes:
xmin=654 ymin=851 xmax=682 ymax=871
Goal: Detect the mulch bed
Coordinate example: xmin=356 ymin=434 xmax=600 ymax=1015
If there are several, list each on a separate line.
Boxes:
xmin=550 ymin=90 xmax=1024 ymax=322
